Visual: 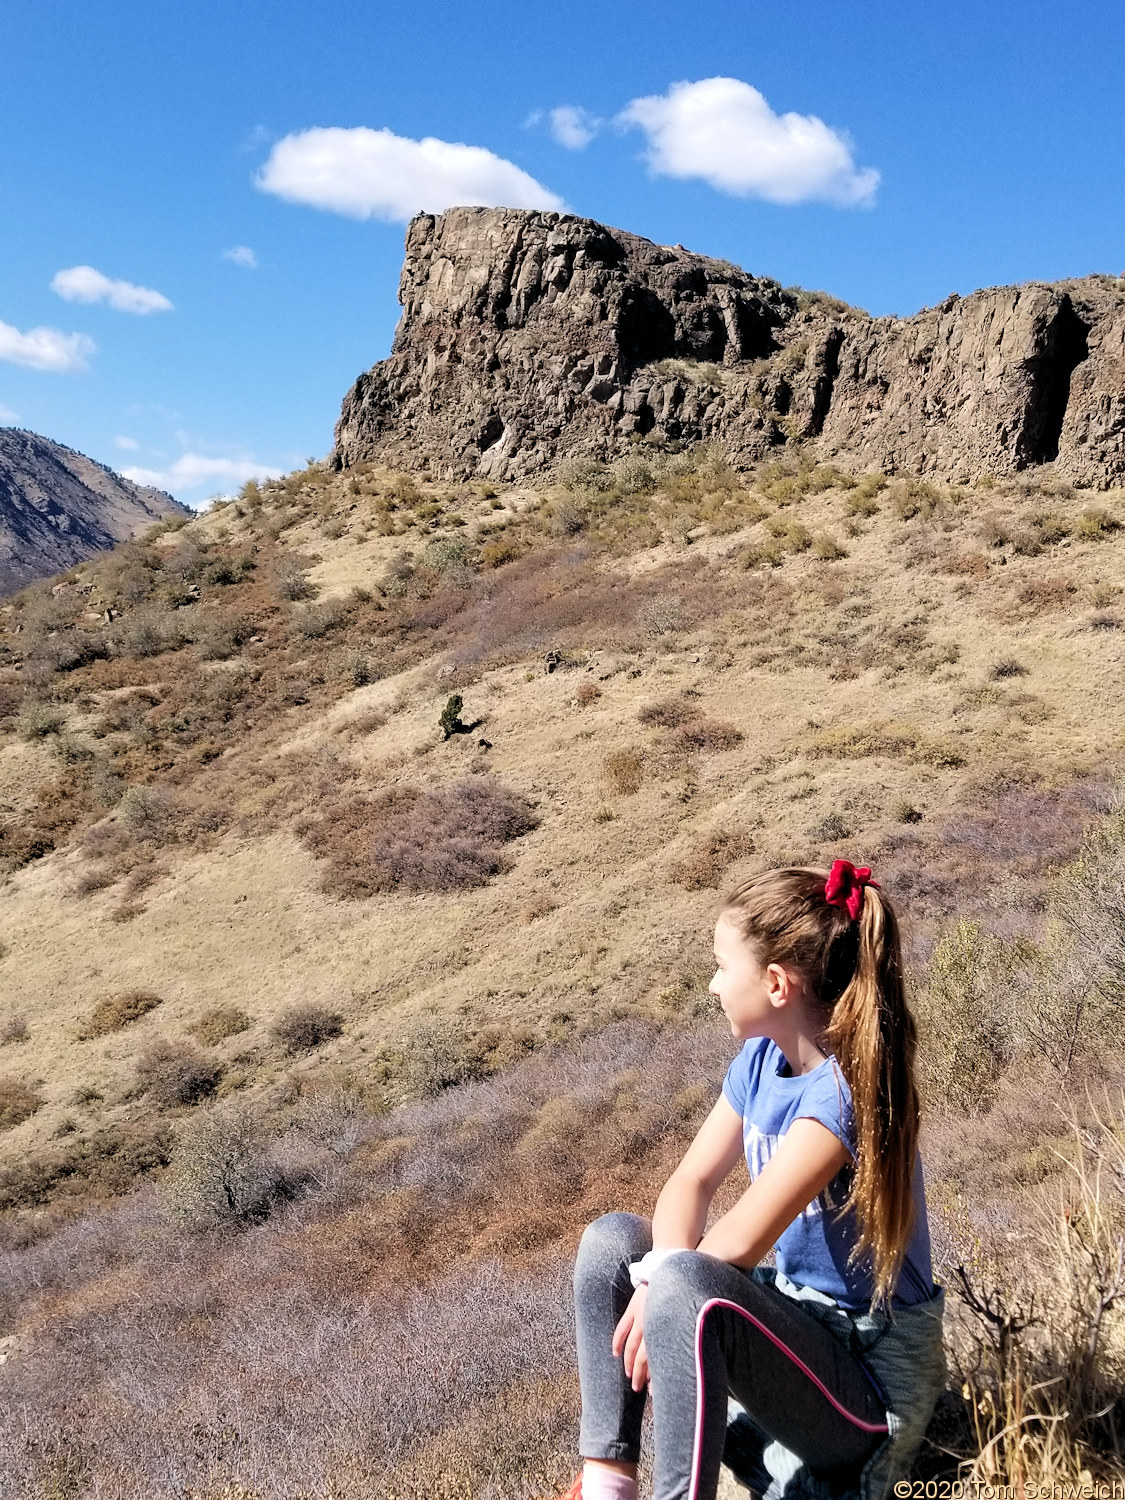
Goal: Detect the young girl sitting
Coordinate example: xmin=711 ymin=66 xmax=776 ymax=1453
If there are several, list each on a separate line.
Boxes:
xmin=555 ymin=861 xmax=946 ymax=1500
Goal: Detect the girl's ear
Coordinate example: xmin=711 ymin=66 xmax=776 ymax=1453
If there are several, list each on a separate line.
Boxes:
xmin=765 ymin=962 xmax=791 ymax=1009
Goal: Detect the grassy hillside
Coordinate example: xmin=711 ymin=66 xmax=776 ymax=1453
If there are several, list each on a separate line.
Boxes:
xmin=2 ymin=446 xmax=1125 ymax=1495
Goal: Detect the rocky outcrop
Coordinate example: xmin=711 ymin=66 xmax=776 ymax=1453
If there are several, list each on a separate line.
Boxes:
xmin=334 ymin=207 xmax=1125 ymax=487
xmin=0 ymin=429 xmax=185 ymax=596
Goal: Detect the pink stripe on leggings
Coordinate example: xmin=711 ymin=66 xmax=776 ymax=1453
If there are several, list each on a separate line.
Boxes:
xmin=687 ymin=1297 xmax=889 ymax=1500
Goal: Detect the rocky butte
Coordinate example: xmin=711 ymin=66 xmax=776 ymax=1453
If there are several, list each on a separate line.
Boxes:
xmin=334 ymin=206 xmax=1125 ymax=487
xmin=0 ymin=429 xmax=184 ymax=596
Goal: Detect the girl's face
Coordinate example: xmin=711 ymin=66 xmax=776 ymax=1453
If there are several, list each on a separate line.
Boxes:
xmin=709 ymin=914 xmax=781 ymax=1042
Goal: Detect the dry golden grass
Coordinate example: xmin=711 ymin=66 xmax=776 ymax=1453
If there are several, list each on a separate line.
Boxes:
xmin=2 ymin=453 xmax=1125 ymax=1213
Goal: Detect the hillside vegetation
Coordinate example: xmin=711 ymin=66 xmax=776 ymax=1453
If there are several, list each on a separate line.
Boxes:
xmin=2 ymin=446 xmax=1125 ymax=1495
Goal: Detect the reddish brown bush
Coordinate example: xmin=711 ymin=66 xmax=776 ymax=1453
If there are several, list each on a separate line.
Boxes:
xmin=1017 ymin=576 xmax=1076 ymax=611
xmin=76 ymin=990 xmax=162 ymax=1040
xmin=604 ymin=749 xmax=645 ymax=795
xmin=946 ymin=552 xmax=991 ymax=580
xmin=521 ymin=894 xmax=558 ymax=924
xmin=670 ymin=717 xmax=743 ymax=753
xmin=0 ymin=1076 xmax=41 ymax=1131
xmin=670 ymin=829 xmax=756 ymax=890
xmin=299 ymin=776 xmax=540 ymax=898
xmin=638 ymin=695 xmax=700 ymax=729
xmin=0 ymin=1119 xmax=173 ymax=1212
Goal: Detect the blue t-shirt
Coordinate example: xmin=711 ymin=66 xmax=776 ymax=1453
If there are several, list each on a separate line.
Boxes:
xmin=722 ymin=1037 xmax=936 ymax=1310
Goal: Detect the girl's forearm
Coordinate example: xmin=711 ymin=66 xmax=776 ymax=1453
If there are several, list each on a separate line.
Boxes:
xmin=695 ymin=1207 xmax=768 ymax=1268
xmin=650 ymin=1169 xmax=713 ymax=1249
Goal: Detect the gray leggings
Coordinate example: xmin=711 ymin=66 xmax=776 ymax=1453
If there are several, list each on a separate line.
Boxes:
xmin=575 ymin=1213 xmax=890 ymax=1500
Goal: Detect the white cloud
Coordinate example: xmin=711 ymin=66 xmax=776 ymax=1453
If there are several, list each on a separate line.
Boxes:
xmin=0 ymin=319 xmax=95 ymax=373
xmin=50 ymin=265 xmax=173 ymax=314
xmin=0 ymin=402 xmax=18 ymax=423
xmin=617 ymin=77 xmax=879 ymax=207
xmin=121 ymin=451 xmax=283 ymax=502
xmin=256 ymin=126 xmax=564 ymax=221
xmin=222 ymin=245 xmax=259 ymax=269
xmin=114 ymin=435 xmax=140 ymax=450
xmin=548 ymin=106 xmax=600 ymax=150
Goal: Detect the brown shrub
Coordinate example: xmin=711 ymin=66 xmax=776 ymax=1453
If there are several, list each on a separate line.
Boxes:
xmin=135 ymin=1038 xmax=222 ymax=1107
xmin=670 ymin=829 xmax=756 ymax=890
xmin=670 ymin=717 xmax=743 ymax=753
xmin=520 ymin=894 xmax=558 ymax=924
xmin=604 ymin=749 xmax=645 ymax=795
xmin=188 ymin=1006 xmax=252 ymax=1047
xmin=1018 ymin=576 xmax=1077 ymax=611
xmin=0 ymin=1076 xmax=42 ymax=1131
xmin=638 ymin=695 xmax=699 ymax=729
xmin=1 ymin=1016 xmax=29 ymax=1045
xmin=271 ymin=1003 xmax=344 ymax=1054
xmin=990 ymin=657 xmax=1029 ymax=680
xmin=810 ymin=721 xmax=964 ymax=768
xmin=76 ymin=990 xmax=163 ymax=1040
xmin=0 ymin=1120 xmax=173 ymax=1210
xmin=947 ymin=552 xmax=991 ymax=579
xmin=299 ymin=776 xmax=540 ymax=899
xmin=272 ymin=554 xmax=318 ymax=601
xmin=289 ymin=598 xmax=347 ymax=640
xmin=480 ymin=538 xmax=520 ymax=569
xmin=574 ymin=681 xmax=601 ymax=706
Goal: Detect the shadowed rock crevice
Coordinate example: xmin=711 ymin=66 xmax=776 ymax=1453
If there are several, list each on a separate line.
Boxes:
xmin=334 ymin=207 xmax=1125 ymax=488
xmin=1017 ymin=295 xmax=1090 ymax=466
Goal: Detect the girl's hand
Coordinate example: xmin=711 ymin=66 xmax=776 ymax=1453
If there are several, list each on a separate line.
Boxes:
xmin=612 ymin=1285 xmax=650 ymax=1391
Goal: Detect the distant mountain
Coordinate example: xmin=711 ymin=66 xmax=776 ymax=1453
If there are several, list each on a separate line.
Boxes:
xmin=0 ymin=428 xmax=187 ymax=596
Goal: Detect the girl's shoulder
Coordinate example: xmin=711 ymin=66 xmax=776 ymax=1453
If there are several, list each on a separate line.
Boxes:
xmin=721 ymin=1036 xmax=774 ymax=1115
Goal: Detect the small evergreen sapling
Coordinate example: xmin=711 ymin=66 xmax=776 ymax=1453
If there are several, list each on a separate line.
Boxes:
xmin=439 ymin=693 xmax=466 ymax=740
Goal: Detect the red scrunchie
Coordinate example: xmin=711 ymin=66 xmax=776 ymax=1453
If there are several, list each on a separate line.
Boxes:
xmin=824 ymin=859 xmax=879 ymax=922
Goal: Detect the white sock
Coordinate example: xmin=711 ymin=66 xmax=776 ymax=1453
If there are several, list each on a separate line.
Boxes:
xmin=581 ymin=1462 xmax=639 ymax=1500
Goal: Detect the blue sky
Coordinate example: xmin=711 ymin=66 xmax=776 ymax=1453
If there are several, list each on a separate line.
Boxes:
xmin=2 ymin=0 xmax=1124 ymax=505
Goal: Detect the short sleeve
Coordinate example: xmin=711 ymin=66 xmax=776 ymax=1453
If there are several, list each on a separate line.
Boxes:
xmin=795 ymin=1059 xmax=858 ymax=1162
xmin=722 ymin=1043 xmax=752 ymax=1115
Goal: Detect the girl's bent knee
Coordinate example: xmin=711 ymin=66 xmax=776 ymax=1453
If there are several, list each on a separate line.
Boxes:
xmin=645 ymin=1249 xmax=715 ymax=1323
xmin=576 ymin=1212 xmax=650 ymax=1281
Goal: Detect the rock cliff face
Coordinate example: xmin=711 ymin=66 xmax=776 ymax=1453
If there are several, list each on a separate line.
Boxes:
xmin=334 ymin=207 xmax=1125 ymax=487
xmin=0 ymin=429 xmax=185 ymax=596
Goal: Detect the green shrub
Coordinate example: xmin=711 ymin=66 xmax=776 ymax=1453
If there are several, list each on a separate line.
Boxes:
xmin=439 ymin=693 xmax=465 ymax=739
xmin=17 ymin=701 xmax=64 ymax=740
xmin=812 ymin=532 xmax=848 ymax=561
xmin=915 ymin=920 xmax=1010 ymax=1111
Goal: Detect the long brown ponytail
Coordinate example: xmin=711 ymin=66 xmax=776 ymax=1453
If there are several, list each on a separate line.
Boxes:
xmin=719 ymin=867 xmax=920 ymax=1305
